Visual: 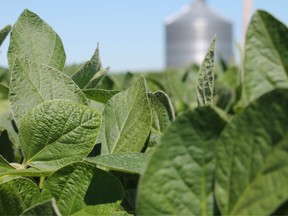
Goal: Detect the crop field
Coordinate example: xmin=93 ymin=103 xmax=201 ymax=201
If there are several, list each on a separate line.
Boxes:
xmin=0 ymin=9 xmax=288 ymax=215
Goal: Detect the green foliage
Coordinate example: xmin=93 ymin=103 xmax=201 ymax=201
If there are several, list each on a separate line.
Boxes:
xmin=148 ymin=90 xmax=174 ymax=132
xmin=21 ymin=199 xmax=61 ymax=216
xmin=8 ymin=10 xmax=66 ymax=71
xmin=0 ymin=67 xmax=10 ymax=85
xmin=243 ymin=10 xmax=288 ymax=105
xmin=19 ymin=100 xmax=101 ymax=170
xmin=197 ymin=37 xmax=216 ymax=107
xmin=215 ymin=89 xmax=288 ymax=215
xmin=83 ymin=89 xmax=120 ymax=104
xmin=72 ymin=202 xmax=121 ymax=216
xmin=0 ymin=112 xmax=20 ymax=162
xmin=41 ymin=162 xmax=123 ymax=215
xmin=86 ymin=153 xmax=151 ymax=174
xmin=0 ymin=155 xmax=52 ymax=177
xmin=0 ymin=25 xmax=11 ymax=47
xmin=9 ymin=58 xmax=87 ymax=125
xmin=165 ymin=68 xmax=198 ymax=112
xmin=0 ymin=178 xmax=40 ymax=215
xmin=96 ymin=77 xmax=151 ymax=155
xmin=137 ymin=107 xmax=226 ymax=215
xmin=72 ymin=44 xmax=105 ymax=89
xmin=0 ymin=83 xmax=8 ymax=99
xmin=0 ymin=8 xmax=288 ymax=216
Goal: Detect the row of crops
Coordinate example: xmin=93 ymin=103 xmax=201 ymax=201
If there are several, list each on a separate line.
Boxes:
xmin=0 ymin=8 xmax=288 ymax=216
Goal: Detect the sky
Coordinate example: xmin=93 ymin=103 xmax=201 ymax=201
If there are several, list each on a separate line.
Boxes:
xmin=0 ymin=0 xmax=287 ymax=72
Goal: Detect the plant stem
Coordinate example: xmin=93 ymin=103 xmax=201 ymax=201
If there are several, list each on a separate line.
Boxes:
xmin=39 ymin=176 xmax=46 ymax=189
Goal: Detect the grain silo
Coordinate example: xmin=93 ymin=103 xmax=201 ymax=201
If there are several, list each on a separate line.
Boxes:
xmin=165 ymin=0 xmax=233 ymax=68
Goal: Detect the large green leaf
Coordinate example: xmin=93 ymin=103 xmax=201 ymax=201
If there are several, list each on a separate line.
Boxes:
xmin=83 ymin=89 xmax=120 ymax=104
xmin=137 ymin=107 xmax=226 ymax=215
xmin=0 ymin=25 xmax=11 ymax=47
xmin=96 ymin=77 xmax=151 ymax=154
xmin=8 ymin=9 xmax=65 ymax=71
xmin=9 ymin=58 xmax=87 ymax=125
xmin=0 ymin=177 xmax=40 ymax=215
xmin=243 ymin=10 xmax=288 ymax=104
xmin=215 ymin=89 xmax=288 ymax=215
xmin=41 ymin=162 xmax=123 ymax=215
xmin=197 ymin=37 xmax=215 ymax=107
xmin=148 ymin=90 xmax=174 ymax=132
xmin=72 ymin=44 xmax=102 ymax=89
xmin=21 ymin=199 xmax=61 ymax=216
xmin=19 ymin=100 xmax=101 ymax=170
xmin=86 ymin=153 xmax=151 ymax=174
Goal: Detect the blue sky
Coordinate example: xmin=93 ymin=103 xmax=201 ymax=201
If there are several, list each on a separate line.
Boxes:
xmin=0 ymin=0 xmax=287 ymax=72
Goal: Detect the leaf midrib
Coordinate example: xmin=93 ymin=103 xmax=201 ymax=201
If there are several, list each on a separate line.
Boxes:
xmin=15 ymin=59 xmax=45 ymax=102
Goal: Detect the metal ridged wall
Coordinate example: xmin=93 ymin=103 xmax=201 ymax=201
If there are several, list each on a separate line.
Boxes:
xmin=165 ymin=0 xmax=233 ymax=68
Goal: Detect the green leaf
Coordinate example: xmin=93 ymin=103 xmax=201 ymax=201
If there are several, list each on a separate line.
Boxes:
xmin=0 ymin=83 xmax=9 ymax=99
xmin=148 ymin=90 xmax=174 ymax=132
xmin=9 ymin=57 xmax=87 ymax=125
xmin=243 ymin=10 xmax=288 ymax=104
xmin=86 ymin=153 xmax=151 ymax=174
xmin=197 ymin=36 xmax=216 ymax=107
xmin=96 ymin=77 xmax=151 ymax=154
xmin=72 ymin=202 xmax=120 ymax=216
xmin=41 ymin=162 xmax=123 ymax=215
xmin=72 ymin=44 xmax=103 ymax=89
xmin=137 ymin=107 xmax=226 ymax=215
xmin=0 ymin=177 xmax=40 ymax=215
xmin=21 ymin=199 xmax=61 ymax=216
xmin=83 ymin=89 xmax=120 ymax=104
xmin=85 ymin=67 xmax=110 ymax=89
xmin=0 ymin=25 xmax=11 ymax=47
xmin=19 ymin=100 xmax=101 ymax=170
xmin=8 ymin=9 xmax=65 ymax=71
xmin=215 ymin=89 xmax=288 ymax=215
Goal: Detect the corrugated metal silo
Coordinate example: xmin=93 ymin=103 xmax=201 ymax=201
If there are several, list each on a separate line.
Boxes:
xmin=165 ymin=0 xmax=233 ymax=68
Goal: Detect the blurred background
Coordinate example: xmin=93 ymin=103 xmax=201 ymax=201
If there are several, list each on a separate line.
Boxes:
xmin=0 ymin=0 xmax=287 ymax=72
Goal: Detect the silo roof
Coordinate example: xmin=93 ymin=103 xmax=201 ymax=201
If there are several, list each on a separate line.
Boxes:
xmin=165 ymin=0 xmax=232 ymax=25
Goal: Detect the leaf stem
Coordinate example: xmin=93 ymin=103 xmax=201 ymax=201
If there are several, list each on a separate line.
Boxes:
xmin=39 ymin=176 xmax=46 ymax=189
